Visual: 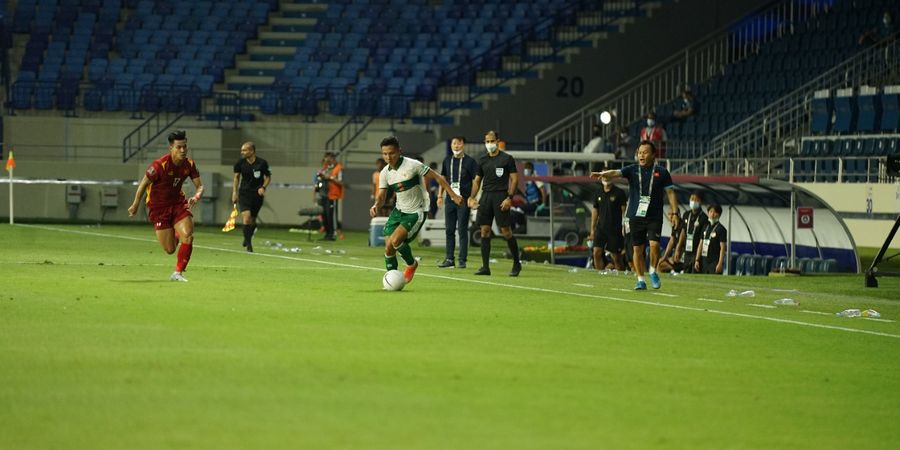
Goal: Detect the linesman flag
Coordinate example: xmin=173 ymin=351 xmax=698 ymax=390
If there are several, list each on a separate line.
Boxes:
xmin=222 ymin=203 xmax=238 ymax=232
xmin=4 ymin=149 xmax=14 ymax=172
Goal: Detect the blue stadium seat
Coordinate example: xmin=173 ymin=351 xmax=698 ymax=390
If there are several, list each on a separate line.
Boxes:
xmin=856 ymin=90 xmax=881 ymax=132
xmin=881 ymin=91 xmax=899 ymax=132
xmin=810 ymin=95 xmax=832 ymax=133
xmin=832 ymin=92 xmax=857 ymax=133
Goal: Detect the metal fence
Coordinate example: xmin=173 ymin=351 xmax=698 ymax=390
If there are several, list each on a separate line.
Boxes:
xmin=534 ymin=0 xmax=835 ymax=153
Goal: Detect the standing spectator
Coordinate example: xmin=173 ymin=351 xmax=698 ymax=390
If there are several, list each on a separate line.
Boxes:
xmin=614 ymin=126 xmax=635 ymax=163
xmin=593 ymin=141 xmax=679 ymax=290
xmin=859 ymin=11 xmax=894 ymax=46
xmin=127 ymin=130 xmax=204 ymax=282
xmin=231 ymin=141 xmax=271 ymax=253
xmin=437 ymin=136 xmax=478 ymax=269
xmin=671 ymin=88 xmax=696 ymax=121
xmin=589 ymin=178 xmax=627 ymax=271
xmin=370 ymin=136 xmax=463 ymax=284
xmin=694 ymin=204 xmax=727 ymax=274
xmin=316 ymin=152 xmax=343 ymax=241
xmin=678 ymin=191 xmax=708 ymax=273
xmin=657 ymin=212 xmax=684 ymax=273
xmin=639 ymin=112 xmax=668 ymax=159
xmin=468 ymin=130 xmax=522 ymax=277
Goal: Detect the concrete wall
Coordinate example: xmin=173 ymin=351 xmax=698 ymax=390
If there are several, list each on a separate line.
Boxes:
xmin=0 ymin=114 xmax=390 ymax=229
xmin=799 ymin=183 xmax=900 ymax=248
xmin=445 ymin=0 xmax=772 ymax=144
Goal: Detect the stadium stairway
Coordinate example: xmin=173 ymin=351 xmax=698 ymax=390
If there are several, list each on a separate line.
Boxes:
xmin=225 ymin=2 xmax=328 ymax=93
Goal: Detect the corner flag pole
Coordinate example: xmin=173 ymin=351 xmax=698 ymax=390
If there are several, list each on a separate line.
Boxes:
xmin=7 ymin=165 xmax=12 ymax=225
xmin=6 ymin=146 xmax=14 ymax=225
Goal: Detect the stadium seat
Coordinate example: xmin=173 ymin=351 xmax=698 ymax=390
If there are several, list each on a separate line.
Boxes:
xmin=832 ymin=89 xmax=857 ymax=134
xmin=856 ymin=87 xmax=880 ymax=132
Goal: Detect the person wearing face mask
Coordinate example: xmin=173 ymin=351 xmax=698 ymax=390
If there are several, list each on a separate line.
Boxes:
xmin=639 ymin=112 xmax=667 ymax=159
xmin=520 ymin=161 xmax=547 ymax=215
xmin=614 ymin=127 xmax=634 ymax=164
xmin=671 ymin=89 xmax=696 ymax=122
xmin=677 ymin=191 xmax=709 ymax=274
xmin=694 ymin=204 xmax=727 ymax=275
xmin=468 ymin=130 xmax=522 ymax=277
xmin=591 ymin=141 xmax=679 ymax=290
xmin=589 ymin=177 xmax=627 ymax=271
xmin=437 ymin=136 xmax=478 ymax=269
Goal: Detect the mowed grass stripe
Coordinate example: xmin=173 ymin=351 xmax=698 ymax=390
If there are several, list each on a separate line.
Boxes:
xmin=13 ymin=224 xmax=900 ymax=340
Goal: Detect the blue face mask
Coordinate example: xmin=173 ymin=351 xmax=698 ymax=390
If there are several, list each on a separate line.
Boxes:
xmin=647 ymin=119 xmax=656 ymax=127
xmin=690 ymin=201 xmax=700 ymax=210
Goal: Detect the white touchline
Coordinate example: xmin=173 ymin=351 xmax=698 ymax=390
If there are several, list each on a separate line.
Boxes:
xmin=21 ymin=224 xmax=900 ymax=340
xmin=573 ymin=283 xmax=594 ymax=288
xmin=801 ymin=310 xmax=832 ymax=316
xmin=696 ymin=298 xmax=724 ymax=303
xmin=748 ymin=304 xmax=777 ymax=309
xmin=651 ymin=292 xmax=678 ymax=298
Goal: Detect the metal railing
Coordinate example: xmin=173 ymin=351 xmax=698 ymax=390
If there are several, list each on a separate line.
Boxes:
xmin=534 ymin=0 xmax=834 ymax=153
xmin=656 ymin=155 xmax=893 ymax=184
xmin=700 ymin=34 xmax=900 ymax=170
xmin=122 ymin=110 xmax=186 ymax=162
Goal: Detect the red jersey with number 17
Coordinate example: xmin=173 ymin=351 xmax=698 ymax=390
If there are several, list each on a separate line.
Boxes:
xmin=144 ymin=154 xmax=200 ymax=209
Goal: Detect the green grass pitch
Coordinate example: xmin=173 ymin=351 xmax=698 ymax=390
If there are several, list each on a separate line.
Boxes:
xmin=2 ymin=223 xmax=899 ymax=449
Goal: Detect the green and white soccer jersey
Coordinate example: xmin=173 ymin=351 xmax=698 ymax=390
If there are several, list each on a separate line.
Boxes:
xmin=379 ymin=157 xmax=430 ymax=213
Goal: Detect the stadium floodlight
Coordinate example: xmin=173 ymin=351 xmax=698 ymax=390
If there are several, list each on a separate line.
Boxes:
xmin=599 ymin=110 xmax=612 ymax=125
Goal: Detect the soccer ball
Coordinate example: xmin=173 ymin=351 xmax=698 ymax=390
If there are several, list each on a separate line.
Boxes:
xmin=383 ymin=270 xmax=406 ymax=291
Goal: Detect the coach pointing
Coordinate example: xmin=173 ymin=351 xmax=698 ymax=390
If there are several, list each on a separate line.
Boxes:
xmin=592 ymin=141 xmax=678 ymax=290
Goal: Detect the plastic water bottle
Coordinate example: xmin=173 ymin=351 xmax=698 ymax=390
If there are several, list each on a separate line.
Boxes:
xmin=862 ymin=309 xmax=881 ymax=318
xmin=836 ymin=309 xmax=861 ymax=318
xmin=779 ymin=262 xmax=785 ymax=275
xmin=726 ymin=289 xmax=755 ymax=297
xmin=568 ymin=267 xmax=579 ymax=273
xmin=773 ymin=298 xmax=798 ymax=306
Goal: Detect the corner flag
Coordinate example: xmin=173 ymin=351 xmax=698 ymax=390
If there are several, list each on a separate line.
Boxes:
xmin=4 ymin=149 xmax=13 ymax=172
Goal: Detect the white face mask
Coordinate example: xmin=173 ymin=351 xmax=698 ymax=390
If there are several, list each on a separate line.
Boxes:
xmin=485 ymin=143 xmax=498 ymax=153
xmin=709 ymin=217 xmax=719 ymax=224
xmin=523 ymin=169 xmax=532 ymax=176
xmin=690 ymin=201 xmax=700 ymax=210
xmin=451 ymin=149 xmax=463 ymax=157
xmin=647 ymin=119 xmax=656 ymax=127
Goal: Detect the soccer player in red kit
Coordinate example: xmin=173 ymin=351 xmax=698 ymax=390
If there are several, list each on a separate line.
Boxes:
xmin=128 ymin=130 xmax=204 ymax=282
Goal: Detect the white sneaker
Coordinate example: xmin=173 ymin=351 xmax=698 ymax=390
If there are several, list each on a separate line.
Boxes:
xmin=170 ymin=272 xmax=188 ymax=282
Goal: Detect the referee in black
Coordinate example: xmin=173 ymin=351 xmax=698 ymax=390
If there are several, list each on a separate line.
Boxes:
xmin=468 ymin=130 xmax=522 ymax=276
xmin=232 ymin=141 xmax=271 ymax=252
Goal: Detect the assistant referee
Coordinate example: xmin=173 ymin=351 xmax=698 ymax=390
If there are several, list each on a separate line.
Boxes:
xmin=232 ymin=141 xmax=271 ymax=252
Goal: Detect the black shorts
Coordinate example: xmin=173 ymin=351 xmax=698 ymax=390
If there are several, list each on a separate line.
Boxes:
xmin=682 ymin=251 xmax=696 ymax=273
xmin=629 ymin=217 xmax=663 ymax=246
xmin=476 ymin=191 xmax=512 ymax=228
xmin=593 ymin=226 xmax=624 ymax=252
xmin=239 ymin=191 xmax=264 ymax=216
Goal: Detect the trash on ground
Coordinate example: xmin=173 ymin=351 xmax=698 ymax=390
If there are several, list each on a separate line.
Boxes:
xmin=773 ymin=298 xmax=798 ymax=306
xmin=836 ymin=309 xmax=861 ymax=318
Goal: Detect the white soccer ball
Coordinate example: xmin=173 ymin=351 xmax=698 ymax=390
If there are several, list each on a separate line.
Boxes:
xmin=382 ymin=269 xmax=406 ymax=291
